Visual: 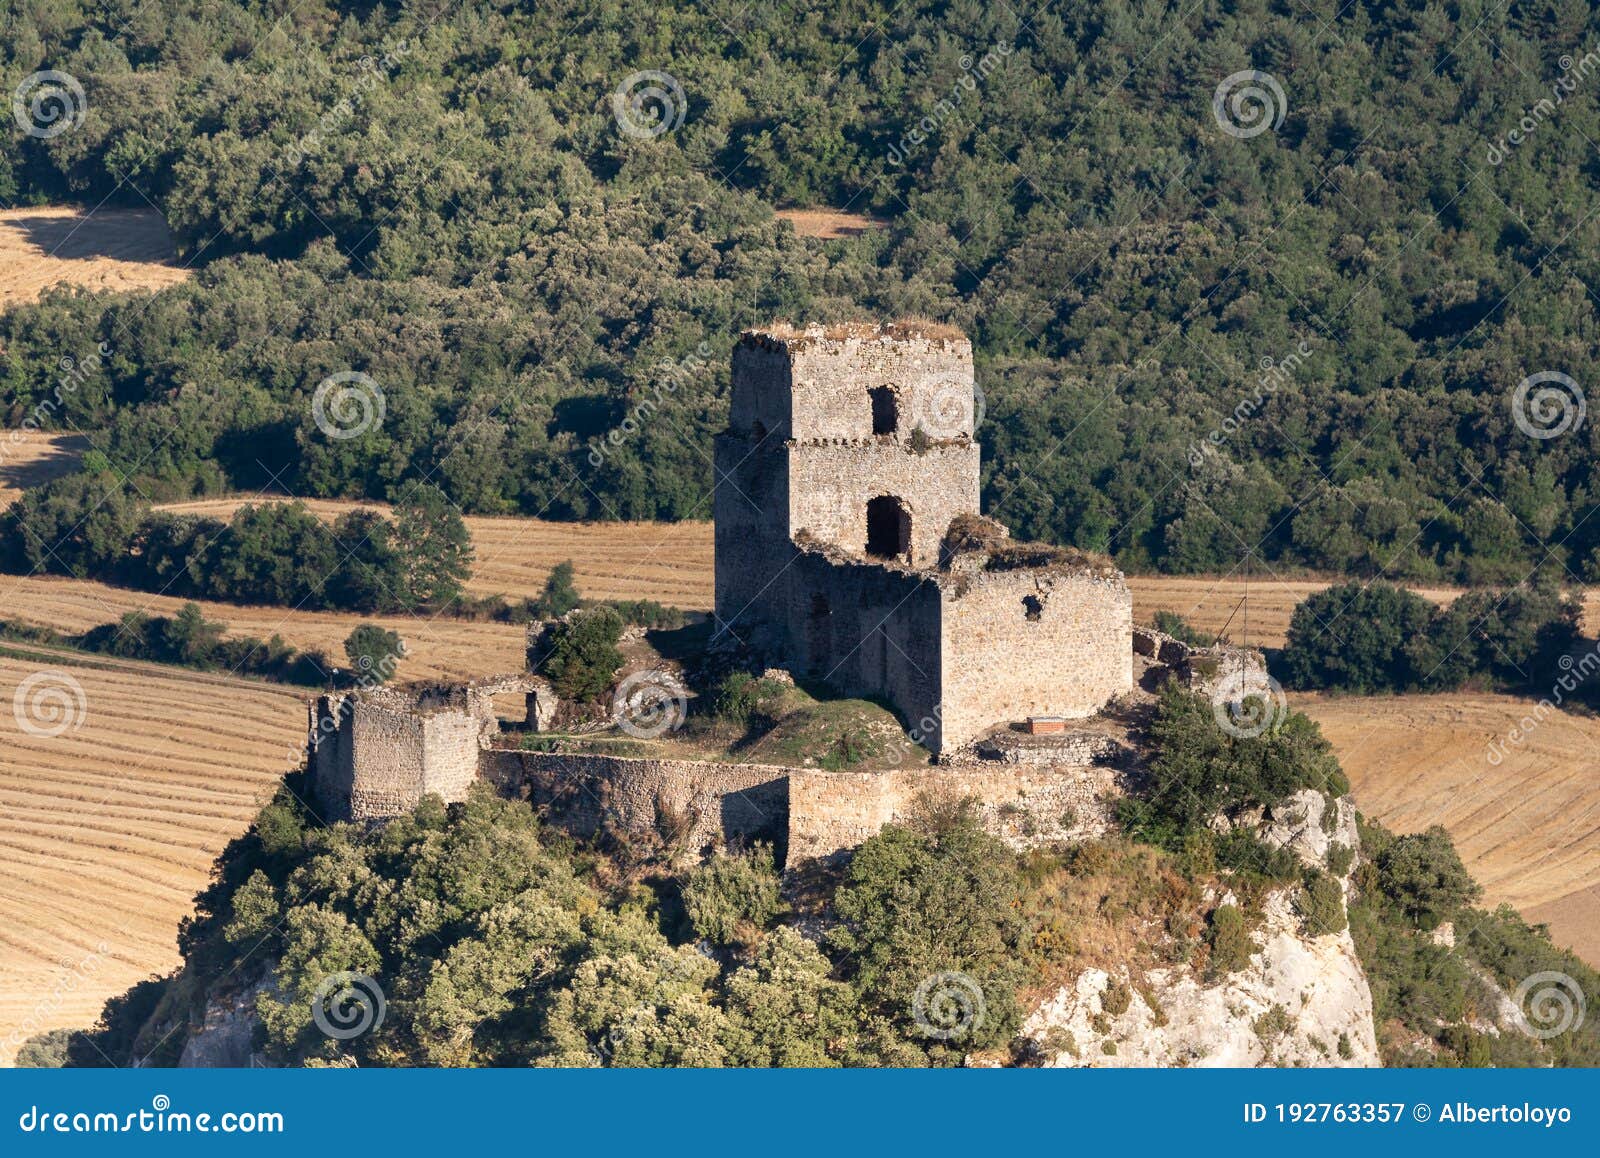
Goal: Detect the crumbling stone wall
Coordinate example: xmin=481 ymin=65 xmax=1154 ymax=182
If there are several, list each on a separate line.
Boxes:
xmin=937 ymin=567 xmax=1134 ymax=750
xmin=480 ymin=750 xmax=790 ymax=853
xmin=788 ymin=442 xmax=978 ymax=567
xmin=787 ymin=764 xmax=1122 ymax=864
xmin=308 ymin=688 xmax=496 ymax=821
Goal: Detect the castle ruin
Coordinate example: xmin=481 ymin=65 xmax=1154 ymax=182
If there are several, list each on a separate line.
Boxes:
xmin=713 ymin=322 xmax=1132 ymax=752
xmin=307 ymin=323 xmax=1195 ymax=863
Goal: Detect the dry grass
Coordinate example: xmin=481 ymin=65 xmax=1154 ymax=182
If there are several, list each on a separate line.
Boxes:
xmin=0 ymin=645 xmax=305 ymax=1061
xmin=773 ymin=208 xmax=889 ymax=239
xmin=0 ymin=432 xmax=86 ymax=509
xmin=1300 ymin=692 xmax=1600 ymax=968
xmin=0 ymin=207 xmax=189 ymax=310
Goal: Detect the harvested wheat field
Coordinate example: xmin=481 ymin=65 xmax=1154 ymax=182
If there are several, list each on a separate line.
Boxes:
xmin=0 ymin=645 xmax=306 ymax=1062
xmin=0 ymin=432 xmax=86 ymax=509
xmin=0 ymin=206 xmax=190 ymax=309
xmin=0 ymin=574 xmax=528 ymax=685
xmin=774 ymin=208 xmax=889 ymax=239
xmin=1301 ymin=692 xmax=1600 ymax=968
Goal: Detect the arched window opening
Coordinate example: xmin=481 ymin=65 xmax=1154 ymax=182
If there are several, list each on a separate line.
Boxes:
xmin=866 ymin=496 xmax=912 ymax=559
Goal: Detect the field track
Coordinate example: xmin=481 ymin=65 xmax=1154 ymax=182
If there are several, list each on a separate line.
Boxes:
xmin=0 ymin=207 xmax=189 ymax=310
xmin=0 ymin=645 xmax=304 ymax=1062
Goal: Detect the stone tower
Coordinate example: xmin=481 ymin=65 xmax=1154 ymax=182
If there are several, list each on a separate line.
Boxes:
xmin=713 ymin=321 xmax=1133 ymax=755
xmin=714 ymin=322 xmax=980 ymax=629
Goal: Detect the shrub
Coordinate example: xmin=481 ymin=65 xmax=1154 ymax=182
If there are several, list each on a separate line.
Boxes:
xmin=1152 ymin=610 xmax=1215 ymax=647
xmin=538 ymin=607 xmax=625 ymax=701
xmin=1207 ymin=903 xmax=1254 ymax=976
xmin=1376 ymin=826 xmax=1481 ymax=929
xmin=682 ymin=846 xmax=785 ymax=946
xmin=533 ymin=561 xmax=582 ymax=618
xmin=343 ymin=624 xmax=405 ymax=683
xmin=1133 ymin=684 xmax=1348 ymax=841
xmin=1296 ymin=870 xmax=1348 ymax=936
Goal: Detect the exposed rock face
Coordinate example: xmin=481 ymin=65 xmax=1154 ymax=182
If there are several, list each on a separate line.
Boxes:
xmin=1023 ymin=891 xmax=1380 ymax=1067
xmin=1239 ymin=788 xmax=1359 ymax=871
xmin=178 ymin=978 xmax=269 ymax=1068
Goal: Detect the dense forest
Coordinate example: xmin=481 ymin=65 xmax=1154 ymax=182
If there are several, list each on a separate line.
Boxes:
xmin=5 ymin=1 xmax=1600 ymax=581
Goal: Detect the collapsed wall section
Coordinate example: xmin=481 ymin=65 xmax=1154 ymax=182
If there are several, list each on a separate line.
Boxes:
xmin=481 ymin=750 xmax=790 ymax=853
xmin=936 ymin=567 xmax=1134 ymax=751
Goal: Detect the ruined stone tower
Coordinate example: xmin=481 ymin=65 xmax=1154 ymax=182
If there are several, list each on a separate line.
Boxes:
xmin=714 ymin=322 xmax=1133 ymax=754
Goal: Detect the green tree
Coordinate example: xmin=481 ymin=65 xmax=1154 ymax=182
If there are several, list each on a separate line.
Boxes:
xmin=343 ymin=624 xmax=404 ymax=683
xmin=1376 ymin=826 xmax=1481 ymax=930
xmin=537 ymin=607 xmax=624 ymax=701
xmin=390 ymin=485 xmax=473 ymax=610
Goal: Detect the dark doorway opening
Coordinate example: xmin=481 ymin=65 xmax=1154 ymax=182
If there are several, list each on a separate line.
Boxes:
xmin=870 ymin=386 xmax=898 ymax=436
xmin=866 ymin=496 xmax=912 ymax=559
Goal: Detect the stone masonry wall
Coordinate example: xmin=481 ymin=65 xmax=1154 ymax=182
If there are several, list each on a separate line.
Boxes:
xmin=481 ymin=750 xmax=790 ymax=853
xmin=787 ymin=764 xmax=1122 ymax=864
xmin=788 ymin=441 xmax=979 ymax=567
xmin=309 ymin=692 xmax=490 ymax=821
xmin=937 ymin=567 xmax=1133 ymax=750
xmin=779 ymin=549 xmax=945 ymax=738
xmin=732 ymin=327 xmax=976 ymax=442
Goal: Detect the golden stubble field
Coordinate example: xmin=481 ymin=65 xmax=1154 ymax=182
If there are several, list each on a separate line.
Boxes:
xmin=0 ymin=207 xmax=190 ymax=310
xmin=0 ymin=645 xmax=305 ymax=1063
